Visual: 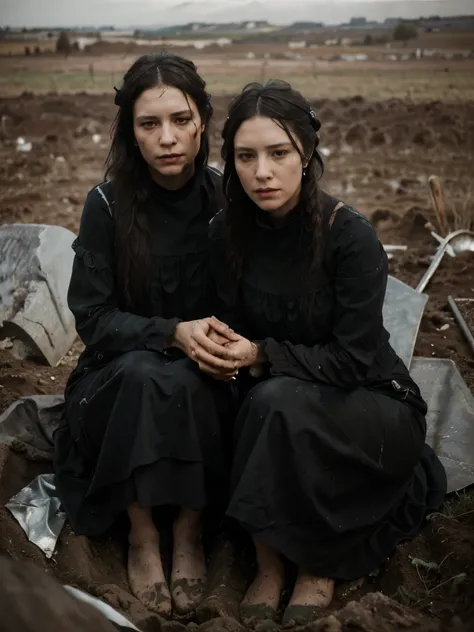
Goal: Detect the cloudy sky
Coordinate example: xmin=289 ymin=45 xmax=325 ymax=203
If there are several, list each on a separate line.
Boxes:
xmin=1 ymin=0 xmax=470 ymax=28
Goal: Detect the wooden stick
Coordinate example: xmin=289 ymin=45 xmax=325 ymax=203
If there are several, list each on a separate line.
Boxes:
xmin=428 ymin=175 xmax=449 ymax=236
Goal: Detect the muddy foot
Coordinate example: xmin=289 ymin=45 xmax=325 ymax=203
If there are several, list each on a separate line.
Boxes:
xmin=282 ymin=574 xmax=334 ymax=626
xmin=128 ymin=542 xmax=171 ymax=617
xmin=282 ymin=604 xmax=326 ymax=627
xmin=240 ymin=570 xmax=283 ymax=626
xmin=171 ymin=577 xmax=206 ymax=616
xmin=171 ymin=531 xmax=207 ymax=615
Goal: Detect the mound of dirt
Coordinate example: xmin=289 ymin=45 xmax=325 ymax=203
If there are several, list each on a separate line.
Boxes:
xmin=345 ymin=122 xmax=367 ymax=145
xmin=412 ymin=129 xmax=436 ymax=147
xmin=369 ymin=130 xmax=387 ymax=146
xmin=314 ymin=97 xmax=474 ymax=153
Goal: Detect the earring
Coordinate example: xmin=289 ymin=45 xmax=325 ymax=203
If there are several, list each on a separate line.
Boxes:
xmin=303 ymin=169 xmax=307 ymax=177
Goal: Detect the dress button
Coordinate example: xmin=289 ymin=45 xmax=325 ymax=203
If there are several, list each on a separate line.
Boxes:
xmin=97 ymin=352 xmax=104 ymax=361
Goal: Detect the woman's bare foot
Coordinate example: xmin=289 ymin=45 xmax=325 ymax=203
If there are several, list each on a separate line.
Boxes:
xmin=171 ymin=508 xmax=207 ymax=615
xmin=240 ymin=538 xmax=285 ymax=624
xmin=282 ymin=573 xmax=334 ymax=626
xmin=127 ymin=503 xmax=171 ymax=617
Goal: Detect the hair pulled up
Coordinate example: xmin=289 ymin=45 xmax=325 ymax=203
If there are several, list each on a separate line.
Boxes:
xmin=220 ymin=80 xmax=327 ymax=276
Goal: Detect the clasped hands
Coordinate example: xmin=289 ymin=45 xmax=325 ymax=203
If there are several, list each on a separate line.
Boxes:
xmin=172 ymin=316 xmax=261 ymax=380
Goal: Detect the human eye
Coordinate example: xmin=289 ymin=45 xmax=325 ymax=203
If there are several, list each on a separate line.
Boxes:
xmin=274 ymin=149 xmax=289 ymax=158
xmin=175 ymin=117 xmax=192 ymax=126
xmin=237 ymin=152 xmax=253 ymax=162
xmin=141 ymin=120 xmax=156 ymax=129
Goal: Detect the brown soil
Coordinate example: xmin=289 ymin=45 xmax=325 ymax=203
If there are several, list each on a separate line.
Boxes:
xmin=454 ymin=300 xmax=474 ymax=353
xmin=0 ymin=93 xmax=474 ymax=631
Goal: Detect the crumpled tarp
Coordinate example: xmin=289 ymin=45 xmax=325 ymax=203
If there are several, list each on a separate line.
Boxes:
xmin=0 ymin=394 xmax=64 ymax=461
xmin=5 ymin=472 xmax=65 ymax=559
xmin=64 ymin=586 xmax=140 ymax=631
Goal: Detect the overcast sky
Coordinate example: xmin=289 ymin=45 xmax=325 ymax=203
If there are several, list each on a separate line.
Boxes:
xmin=1 ymin=0 xmax=470 ymax=28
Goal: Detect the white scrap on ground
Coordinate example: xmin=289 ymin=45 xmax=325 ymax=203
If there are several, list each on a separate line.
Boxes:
xmin=0 ymin=224 xmax=77 ymax=367
xmin=16 ymin=137 xmax=33 ymax=152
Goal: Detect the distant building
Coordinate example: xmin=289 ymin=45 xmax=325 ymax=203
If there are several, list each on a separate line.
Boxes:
xmin=289 ymin=22 xmax=324 ymax=29
xmin=288 ymin=40 xmax=306 ymax=48
xmin=350 ymin=17 xmax=367 ymax=26
xmin=420 ymin=15 xmax=474 ymax=30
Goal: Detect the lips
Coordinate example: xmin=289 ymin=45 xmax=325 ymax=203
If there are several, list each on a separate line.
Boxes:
xmin=255 ymin=188 xmax=279 ymax=196
xmin=157 ymin=154 xmax=184 ymax=164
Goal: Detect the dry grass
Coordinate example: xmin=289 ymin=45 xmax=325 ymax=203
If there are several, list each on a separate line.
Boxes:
xmin=1 ymin=53 xmax=474 ymax=100
xmin=384 ymin=30 xmax=474 ymax=51
xmin=451 ymin=186 xmax=474 ymax=231
xmin=451 ymin=99 xmax=474 ymax=232
xmin=425 ymin=178 xmax=474 ymax=235
xmin=427 ymin=102 xmax=474 ymax=234
xmin=0 ymin=41 xmax=56 ymax=55
xmin=443 ymin=488 xmax=474 ymax=518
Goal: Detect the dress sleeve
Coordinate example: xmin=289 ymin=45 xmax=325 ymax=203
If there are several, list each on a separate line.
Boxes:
xmin=68 ymin=187 xmax=181 ymax=354
xmin=262 ymin=212 xmax=388 ymax=389
xmin=208 ymin=212 xmax=250 ymax=337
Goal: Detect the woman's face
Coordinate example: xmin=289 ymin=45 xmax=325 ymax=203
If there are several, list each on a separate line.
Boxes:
xmin=234 ymin=115 xmax=305 ymax=217
xmin=133 ymin=84 xmax=204 ymax=188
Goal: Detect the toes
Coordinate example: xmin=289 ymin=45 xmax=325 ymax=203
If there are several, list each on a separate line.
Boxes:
xmin=282 ymin=605 xmax=326 ymax=627
xmin=240 ymin=603 xmax=278 ymax=626
xmin=151 ymin=583 xmax=173 ymax=616
xmin=133 ymin=591 xmax=171 ymax=617
xmin=171 ymin=578 xmax=205 ymax=615
xmin=136 ymin=583 xmax=172 ymax=617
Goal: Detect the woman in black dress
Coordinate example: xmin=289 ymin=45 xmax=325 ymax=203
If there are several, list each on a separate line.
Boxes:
xmin=194 ymin=81 xmax=447 ymax=625
xmin=53 ymin=53 xmax=238 ymax=617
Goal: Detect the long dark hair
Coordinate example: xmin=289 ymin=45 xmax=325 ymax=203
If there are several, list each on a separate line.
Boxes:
xmin=105 ymin=52 xmax=212 ymax=310
xmin=221 ymin=80 xmax=325 ymax=276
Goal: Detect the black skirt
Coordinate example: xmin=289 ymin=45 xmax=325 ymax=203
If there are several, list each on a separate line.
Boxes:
xmin=54 ymin=350 xmax=235 ymax=537
xmin=227 ymin=376 xmax=447 ymax=580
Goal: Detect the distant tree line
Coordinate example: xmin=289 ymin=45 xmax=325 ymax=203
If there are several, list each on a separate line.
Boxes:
xmin=363 ymin=20 xmax=418 ymax=47
xmin=21 ymin=30 xmax=79 ymax=57
xmin=392 ymin=21 xmax=418 ymax=46
xmin=56 ymin=31 xmax=72 ymax=55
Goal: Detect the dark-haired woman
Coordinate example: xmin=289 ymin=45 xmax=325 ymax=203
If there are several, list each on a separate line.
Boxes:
xmin=194 ymin=81 xmax=447 ymax=625
xmin=53 ymin=53 xmax=238 ymax=617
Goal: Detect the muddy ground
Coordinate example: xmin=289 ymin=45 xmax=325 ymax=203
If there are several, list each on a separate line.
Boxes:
xmin=0 ymin=93 xmax=473 ymax=632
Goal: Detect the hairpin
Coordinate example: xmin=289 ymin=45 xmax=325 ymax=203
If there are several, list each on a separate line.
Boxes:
xmin=309 ymin=109 xmax=321 ymax=132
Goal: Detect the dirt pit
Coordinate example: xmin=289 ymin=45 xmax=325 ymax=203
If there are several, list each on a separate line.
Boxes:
xmin=0 ymin=93 xmax=474 ymax=631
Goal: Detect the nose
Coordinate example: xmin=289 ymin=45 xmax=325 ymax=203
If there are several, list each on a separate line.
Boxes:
xmin=159 ymin=122 xmax=177 ymax=147
xmin=255 ymin=155 xmax=272 ymax=181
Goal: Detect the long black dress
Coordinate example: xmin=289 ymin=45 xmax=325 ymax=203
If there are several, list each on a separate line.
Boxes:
xmin=209 ymin=191 xmax=447 ymax=580
xmin=54 ymin=166 xmax=234 ymax=537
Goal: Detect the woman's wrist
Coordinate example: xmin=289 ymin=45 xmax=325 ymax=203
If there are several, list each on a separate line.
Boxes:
xmin=251 ymin=341 xmax=267 ymax=365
